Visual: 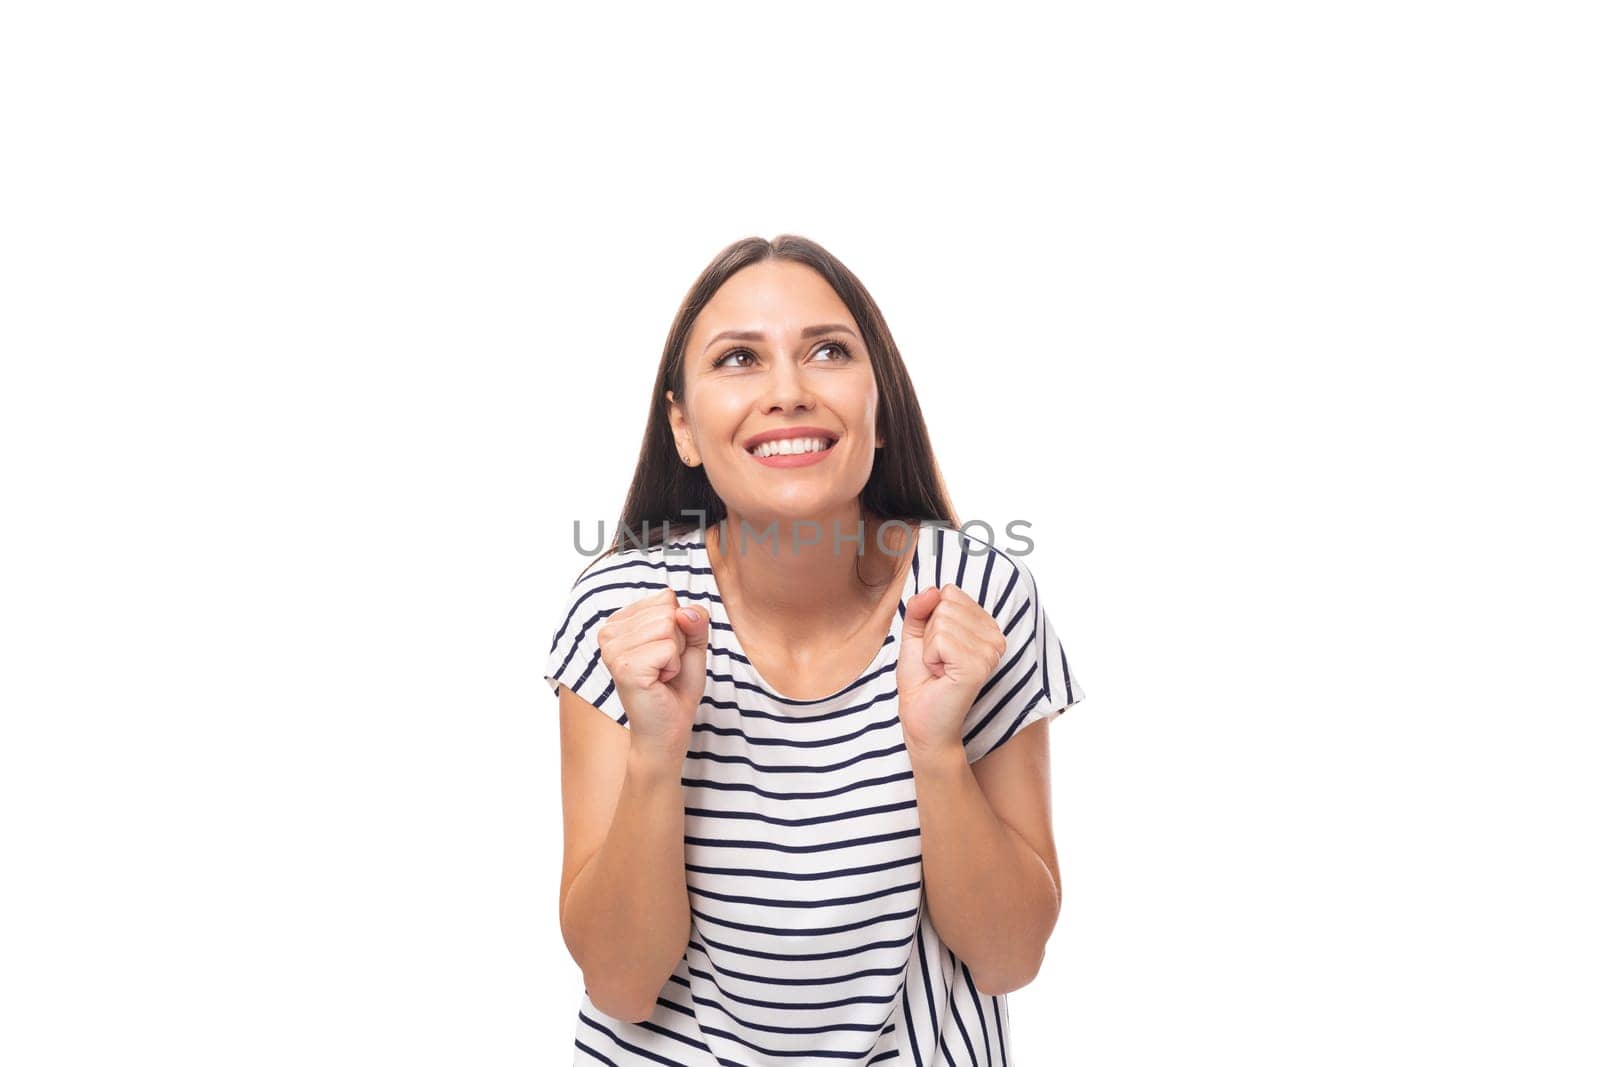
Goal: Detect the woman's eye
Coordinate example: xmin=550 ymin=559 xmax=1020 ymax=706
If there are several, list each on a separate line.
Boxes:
xmin=813 ymin=341 xmax=852 ymax=362
xmin=712 ymin=349 xmax=756 ymax=369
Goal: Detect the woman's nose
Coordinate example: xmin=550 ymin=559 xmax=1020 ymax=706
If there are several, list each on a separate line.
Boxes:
xmin=759 ymin=357 xmax=815 ymax=413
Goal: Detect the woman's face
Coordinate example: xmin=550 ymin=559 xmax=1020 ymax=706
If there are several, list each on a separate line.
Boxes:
xmin=669 ymin=259 xmax=882 ymax=524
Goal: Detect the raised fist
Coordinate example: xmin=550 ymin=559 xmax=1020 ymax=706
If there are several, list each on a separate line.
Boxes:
xmin=595 ymin=588 xmax=711 ymax=758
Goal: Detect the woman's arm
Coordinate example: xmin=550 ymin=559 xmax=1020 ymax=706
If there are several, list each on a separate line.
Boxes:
xmin=908 ymin=721 xmax=1062 ymax=995
xmin=557 ymin=688 xmax=691 ymax=1024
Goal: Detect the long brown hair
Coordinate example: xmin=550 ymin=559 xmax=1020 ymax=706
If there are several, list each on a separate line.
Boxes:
xmin=592 ymin=234 xmax=958 ymax=577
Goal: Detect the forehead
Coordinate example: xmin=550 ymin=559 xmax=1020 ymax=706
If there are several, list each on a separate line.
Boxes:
xmin=690 ymin=259 xmax=857 ymax=339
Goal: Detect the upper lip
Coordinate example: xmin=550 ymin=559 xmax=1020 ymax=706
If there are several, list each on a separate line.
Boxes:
xmin=742 ymin=426 xmax=841 ymax=451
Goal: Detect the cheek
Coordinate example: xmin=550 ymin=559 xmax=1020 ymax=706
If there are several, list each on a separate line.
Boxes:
xmin=689 ymin=391 xmax=747 ymax=443
xmin=822 ymin=377 xmax=877 ymax=426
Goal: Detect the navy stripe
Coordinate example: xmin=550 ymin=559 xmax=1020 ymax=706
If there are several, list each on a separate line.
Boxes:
xmin=685 ymin=852 xmax=922 ymax=882
xmin=703 ymin=661 xmax=899 ymax=707
xmin=677 ymin=770 xmax=915 ymax=803
xmin=684 ymin=986 xmax=894 ymax=1034
xmin=977 ymin=551 xmax=997 ymax=614
xmin=683 ymin=827 xmax=920 ymax=855
xmin=689 ymin=948 xmax=912 ymax=989
xmin=992 ymin=991 xmax=1004 ymax=1067
xmin=684 ymin=799 xmax=919 ymax=828
xmin=1034 ymin=581 xmax=1051 ymax=701
xmin=697 ymin=681 xmax=898 ymax=723
xmin=944 ymin=948 xmax=979 ymax=1065
xmin=691 ymin=1017 xmax=897 ymax=1061
xmin=695 ymin=928 xmax=917 ymax=964
xmin=683 ymin=743 xmax=914 ymax=777
xmin=689 ymin=712 xmax=904 ymax=751
xmin=687 ymin=962 xmax=900 ymax=1010
xmin=959 ymin=963 xmax=994 ymax=1066
xmin=575 ymin=1037 xmax=621 ymax=1064
xmin=690 ymin=904 xmax=920 ymax=938
xmin=914 ymin=917 xmax=939 ymax=1066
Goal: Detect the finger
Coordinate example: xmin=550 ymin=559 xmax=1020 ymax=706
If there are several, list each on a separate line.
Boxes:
xmin=926 ymin=587 xmax=994 ymax=631
xmin=610 ymin=636 xmax=680 ymax=690
xmin=926 ymin=612 xmax=988 ymax=650
xmin=925 ymin=614 xmax=1006 ymax=675
xmin=608 ymin=598 xmax=685 ymax=647
xmin=643 ymin=636 xmax=682 ymax=685
xmin=930 ymin=599 xmax=1007 ymax=660
xmin=617 ymin=587 xmax=680 ymax=624
xmin=933 ymin=584 xmax=998 ymax=626
xmin=922 ymin=627 xmax=952 ymax=678
xmin=937 ymin=583 xmax=979 ymax=605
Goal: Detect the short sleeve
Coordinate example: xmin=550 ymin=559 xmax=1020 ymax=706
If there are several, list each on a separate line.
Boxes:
xmin=544 ymin=559 xmax=631 ymax=727
xmin=960 ymin=555 xmax=1086 ymax=764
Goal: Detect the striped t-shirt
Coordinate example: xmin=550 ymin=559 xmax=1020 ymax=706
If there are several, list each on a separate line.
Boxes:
xmin=543 ymin=521 xmax=1086 ymax=1066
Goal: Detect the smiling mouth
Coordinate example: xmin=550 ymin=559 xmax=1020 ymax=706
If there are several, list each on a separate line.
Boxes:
xmin=745 ymin=436 xmax=839 ymax=459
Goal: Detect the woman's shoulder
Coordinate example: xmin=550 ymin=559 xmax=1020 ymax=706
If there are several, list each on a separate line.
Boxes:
xmin=922 ymin=522 xmax=1035 ymax=613
xmin=562 ymin=531 xmax=704 ymax=598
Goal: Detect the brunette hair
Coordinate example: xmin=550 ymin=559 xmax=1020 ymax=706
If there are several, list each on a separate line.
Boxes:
xmin=592 ymin=234 xmax=957 ymax=575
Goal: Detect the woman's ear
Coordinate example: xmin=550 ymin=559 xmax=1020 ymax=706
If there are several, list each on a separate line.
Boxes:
xmin=665 ymin=390 xmax=697 ymax=466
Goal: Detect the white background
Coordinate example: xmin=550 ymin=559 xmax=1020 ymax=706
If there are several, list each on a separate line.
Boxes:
xmin=3 ymin=2 xmax=1596 ymax=1064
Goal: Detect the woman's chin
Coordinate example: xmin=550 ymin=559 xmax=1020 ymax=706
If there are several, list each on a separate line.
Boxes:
xmin=726 ymin=495 xmax=860 ymax=528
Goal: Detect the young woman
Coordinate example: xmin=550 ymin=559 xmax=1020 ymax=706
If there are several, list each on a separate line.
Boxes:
xmin=544 ymin=234 xmax=1087 ymax=1065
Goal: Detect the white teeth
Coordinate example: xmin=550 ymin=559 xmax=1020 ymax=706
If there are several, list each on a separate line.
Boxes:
xmin=752 ymin=436 xmax=833 ymax=458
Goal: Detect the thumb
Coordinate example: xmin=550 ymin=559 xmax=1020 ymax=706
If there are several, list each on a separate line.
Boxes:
xmin=675 ymin=604 xmax=710 ymax=649
xmin=901 ymin=587 xmax=941 ymax=640
xmin=666 ymin=605 xmax=709 ymax=702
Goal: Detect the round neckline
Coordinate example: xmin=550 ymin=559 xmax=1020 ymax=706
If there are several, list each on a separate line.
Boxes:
xmin=700 ymin=522 xmax=923 ymax=705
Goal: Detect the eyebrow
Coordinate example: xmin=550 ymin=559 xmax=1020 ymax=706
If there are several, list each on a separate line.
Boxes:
xmin=702 ymin=323 xmax=860 ymax=355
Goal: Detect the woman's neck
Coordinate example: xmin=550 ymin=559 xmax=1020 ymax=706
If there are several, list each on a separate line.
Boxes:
xmin=707 ymin=507 xmax=915 ymax=641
